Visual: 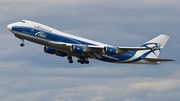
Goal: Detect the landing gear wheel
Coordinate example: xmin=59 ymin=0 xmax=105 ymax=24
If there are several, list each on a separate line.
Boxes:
xmin=77 ymin=60 xmax=81 ymax=63
xmin=68 ymin=56 xmax=73 ymax=63
xmin=77 ymin=57 xmax=90 ymax=64
xmin=20 ymin=43 xmax=25 ymax=47
xmin=20 ymin=39 xmax=25 ymax=47
xmin=69 ymin=60 xmax=73 ymax=63
xmin=85 ymin=60 xmax=89 ymax=64
xmin=81 ymin=61 xmax=84 ymax=64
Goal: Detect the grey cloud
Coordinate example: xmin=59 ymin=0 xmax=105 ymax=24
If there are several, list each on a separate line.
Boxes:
xmin=0 ymin=62 xmax=180 ymax=101
xmin=1 ymin=69 xmax=180 ymax=101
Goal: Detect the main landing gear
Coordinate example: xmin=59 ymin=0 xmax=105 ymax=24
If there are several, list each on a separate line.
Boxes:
xmin=67 ymin=56 xmax=89 ymax=64
xmin=20 ymin=39 xmax=25 ymax=47
xmin=77 ymin=58 xmax=89 ymax=64
xmin=68 ymin=56 xmax=73 ymax=63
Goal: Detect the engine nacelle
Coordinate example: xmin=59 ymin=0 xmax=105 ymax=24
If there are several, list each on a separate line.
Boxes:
xmin=70 ymin=45 xmax=85 ymax=53
xmin=103 ymin=46 xmax=117 ymax=55
xmin=44 ymin=46 xmax=56 ymax=54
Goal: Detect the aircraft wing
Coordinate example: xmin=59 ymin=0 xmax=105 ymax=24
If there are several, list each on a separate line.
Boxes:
xmin=47 ymin=41 xmax=151 ymax=54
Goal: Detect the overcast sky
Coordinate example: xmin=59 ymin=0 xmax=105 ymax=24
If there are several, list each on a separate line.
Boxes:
xmin=0 ymin=0 xmax=180 ymax=101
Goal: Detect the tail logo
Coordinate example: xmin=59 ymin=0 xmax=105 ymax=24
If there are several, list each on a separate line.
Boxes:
xmin=141 ymin=43 xmax=162 ymax=56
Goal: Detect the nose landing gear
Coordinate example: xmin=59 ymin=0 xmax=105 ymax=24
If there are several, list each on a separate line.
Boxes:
xmin=20 ymin=43 xmax=25 ymax=47
xmin=20 ymin=39 xmax=25 ymax=47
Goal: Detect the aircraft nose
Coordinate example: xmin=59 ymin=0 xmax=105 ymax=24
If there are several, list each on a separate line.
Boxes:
xmin=7 ymin=24 xmax=12 ymax=30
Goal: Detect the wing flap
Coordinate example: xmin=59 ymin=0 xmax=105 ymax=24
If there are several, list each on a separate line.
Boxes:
xmin=87 ymin=46 xmax=151 ymax=53
xmin=118 ymin=46 xmax=151 ymax=51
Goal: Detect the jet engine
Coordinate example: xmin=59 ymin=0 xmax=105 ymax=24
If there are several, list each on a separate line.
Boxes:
xmin=103 ymin=46 xmax=117 ymax=55
xmin=70 ymin=45 xmax=85 ymax=53
xmin=44 ymin=46 xmax=67 ymax=57
xmin=44 ymin=46 xmax=56 ymax=54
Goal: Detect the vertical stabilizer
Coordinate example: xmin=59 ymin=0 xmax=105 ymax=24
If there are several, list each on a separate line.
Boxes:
xmin=141 ymin=34 xmax=170 ymax=58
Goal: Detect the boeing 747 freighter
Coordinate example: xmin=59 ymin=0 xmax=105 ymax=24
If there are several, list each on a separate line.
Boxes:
xmin=7 ymin=20 xmax=174 ymax=64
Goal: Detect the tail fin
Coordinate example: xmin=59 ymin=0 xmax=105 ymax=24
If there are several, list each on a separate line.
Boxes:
xmin=141 ymin=34 xmax=170 ymax=58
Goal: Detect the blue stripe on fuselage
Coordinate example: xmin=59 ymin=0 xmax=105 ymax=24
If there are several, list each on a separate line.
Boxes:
xmin=12 ymin=26 xmax=95 ymax=45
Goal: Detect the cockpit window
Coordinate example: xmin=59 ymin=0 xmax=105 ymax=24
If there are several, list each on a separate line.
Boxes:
xmin=20 ymin=20 xmax=25 ymax=23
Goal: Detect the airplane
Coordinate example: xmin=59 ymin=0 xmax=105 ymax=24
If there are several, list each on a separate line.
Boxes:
xmin=7 ymin=20 xmax=174 ymax=64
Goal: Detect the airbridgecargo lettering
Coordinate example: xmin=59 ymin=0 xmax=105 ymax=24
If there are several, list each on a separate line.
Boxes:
xmin=7 ymin=20 xmax=174 ymax=64
xmin=34 ymin=32 xmax=46 ymax=38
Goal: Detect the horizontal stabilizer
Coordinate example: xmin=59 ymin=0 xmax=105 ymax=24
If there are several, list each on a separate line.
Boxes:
xmin=143 ymin=58 xmax=175 ymax=62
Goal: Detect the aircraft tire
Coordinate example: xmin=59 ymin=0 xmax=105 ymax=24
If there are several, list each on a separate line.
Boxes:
xmin=69 ymin=60 xmax=73 ymax=63
xmin=85 ymin=60 xmax=89 ymax=64
xmin=80 ymin=61 xmax=84 ymax=64
xmin=20 ymin=43 xmax=25 ymax=47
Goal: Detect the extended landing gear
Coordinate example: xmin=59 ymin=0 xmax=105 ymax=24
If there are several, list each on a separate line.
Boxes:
xmin=67 ymin=56 xmax=90 ymax=64
xmin=77 ymin=58 xmax=89 ymax=64
xmin=20 ymin=43 xmax=25 ymax=47
xmin=20 ymin=39 xmax=25 ymax=47
xmin=68 ymin=56 xmax=73 ymax=63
